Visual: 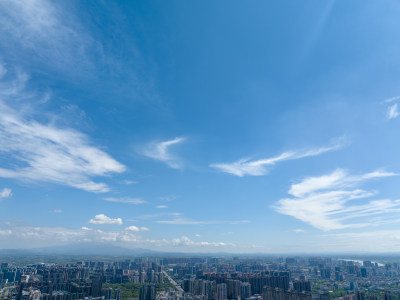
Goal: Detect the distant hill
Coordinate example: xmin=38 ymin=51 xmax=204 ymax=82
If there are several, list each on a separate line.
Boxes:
xmin=0 ymin=244 xmax=245 ymax=258
xmin=0 ymin=243 xmax=159 ymax=256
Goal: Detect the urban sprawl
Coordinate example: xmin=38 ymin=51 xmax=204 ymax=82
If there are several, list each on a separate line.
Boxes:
xmin=0 ymin=256 xmax=399 ymax=300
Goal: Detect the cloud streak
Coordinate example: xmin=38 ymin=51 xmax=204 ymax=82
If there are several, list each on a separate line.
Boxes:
xmin=274 ymin=169 xmax=398 ymax=231
xmin=141 ymin=137 xmax=185 ymax=169
xmin=382 ymin=96 xmax=400 ymax=120
xmin=172 ymin=236 xmax=235 ymax=247
xmin=104 ymin=197 xmax=146 ymax=205
xmin=155 ymin=215 xmax=250 ymax=225
xmin=210 ymin=139 xmax=345 ymax=177
xmin=156 ymin=218 xmax=213 ymax=225
xmin=0 ymin=66 xmax=125 ymax=193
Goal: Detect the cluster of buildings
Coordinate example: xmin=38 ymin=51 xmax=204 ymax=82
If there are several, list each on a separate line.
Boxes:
xmin=1 ymin=256 xmax=400 ymax=300
xmin=160 ymin=256 xmax=400 ymax=300
xmin=0 ymin=260 xmax=163 ymax=300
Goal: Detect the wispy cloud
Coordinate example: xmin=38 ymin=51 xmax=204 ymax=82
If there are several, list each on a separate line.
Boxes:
xmin=53 ymin=209 xmax=62 ymax=214
xmin=387 ymin=103 xmax=400 ymax=120
xmin=210 ymin=138 xmax=346 ymax=177
xmin=172 ymin=236 xmax=235 ymax=247
xmin=229 ymin=220 xmax=250 ymax=225
xmin=382 ymin=96 xmax=400 ymax=120
xmin=274 ymin=169 xmax=398 ymax=231
xmin=141 ymin=137 xmax=185 ymax=169
xmin=89 ymin=214 xmax=123 ymax=225
xmin=104 ymin=197 xmax=146 ymax=205
xmin=156 ymin=215 xmax=250 ymax=225
xmin=383 ymin=96 xmax=400 ymax=103
xmin=159 ymin=195 xmax=179 ymax=202
xmin=134 ymin=212 xmax=182 ymax=220
xmin=156 ymin=217 xmax=213 ymax=225
xmin=0 ymin=0 xmax=97 ymax=76
xmin=123 ymin=180 xmax=138 ymax=185
xmin=0 ymin=66 xmax=125 ymax=193
xmin=0 ymin=188 xmax=12 ymax=200
xmin=156 ymin=205 xmax=167 ymax=209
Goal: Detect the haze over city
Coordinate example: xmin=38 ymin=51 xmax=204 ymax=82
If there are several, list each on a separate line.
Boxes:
xmin=1 ymin=0 xmax=400 ymax=253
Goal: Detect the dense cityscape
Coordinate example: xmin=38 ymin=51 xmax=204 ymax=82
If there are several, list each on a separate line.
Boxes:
xmin=2 ymin=3 xmax=400 ymax=300
xmin=1 ymin=256 xmax=400 ymax=300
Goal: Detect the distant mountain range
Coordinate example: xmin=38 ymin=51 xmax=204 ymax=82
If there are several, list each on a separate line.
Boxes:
xmin=1 ymin=244 xmax=391 ymax=258
xmin=0 ymin=244 xmax=240 ymax=257
xmin=0 ymin=244 xmax=160 ymax=256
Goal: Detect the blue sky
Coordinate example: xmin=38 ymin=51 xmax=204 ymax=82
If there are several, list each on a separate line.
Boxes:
xmin=1 ymin=0 xmax=400 ymax=253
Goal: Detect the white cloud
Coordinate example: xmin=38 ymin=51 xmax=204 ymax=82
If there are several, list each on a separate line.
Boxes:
xmin=156 ymin=205 xmax=167 ymax=209
xmin=171 ymin=236 xmax=235 ymax=248
xmin=210 ymin=138 xmax=345 ymax=177
xmin=104 ymin=197 xmax=146 ymax=204
xmin=383 ymin=96 xmax=400 ymax=120
xmin=387 ymin=103 xmax=399 ymax=120
xmin=0 ymin=188 xmax=12 ymax=200
xmin=141 ymin=137 xmax=185 ymax=169
xmin=293 ymin=229 xmax=306 ymax=233
xmin=0 ymin=223 xmax=233 ymax=250
xmin=53 ymin=209 xmax=62 ymax=214
xmin=275 ymin=169 xmax=399 ymax=231
xmin=125 ymin=226 xmax=149 ymax=232
xmin=89 ymin=214 xmax=123 ymax=225
xmin=289 ymin=169 xmax=395 ymax=197
xmin=0 ymin=69 xmax=125 ymax=193
xmin=125 ymin=226 xmax=140 ymax=231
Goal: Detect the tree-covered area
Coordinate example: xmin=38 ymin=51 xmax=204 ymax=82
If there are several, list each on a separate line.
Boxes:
xmin=103 ymin=277 xmax=177 ymax=300
xmin=328 ymin=289 xmax=346 ymax=299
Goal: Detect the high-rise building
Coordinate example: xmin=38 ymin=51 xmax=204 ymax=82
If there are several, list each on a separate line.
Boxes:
xmin=203 ymin=280 xmax=216 ymax=300
xmin=102 ymin=288 xmax=112 ymax=300
xmin=140 ymin=285 xmax=156 ymax=300
xmin=227 ymin=280 xmax=241 ymax=299
xmin=217 ymin=283 xmax=227 ymax=300
xmin=356 ymin=291 xmax=365 ymax=300
xmin=115 ymin=288 xmax=121 ymax=300
xmin=293 ymin=280 xmax=311 ymax=293
xmin=360 ymin=268 xmax=367 ymax=278
xmin=90 ymin=278 xmax=102 ymax=297
xmin=240 ymin=282 xmax=251 ymax=300
xmin=384 ymin=291 xmax=392 ymax=300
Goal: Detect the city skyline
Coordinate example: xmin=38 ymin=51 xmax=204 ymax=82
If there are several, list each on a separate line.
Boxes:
xmin=1 ymin=0 xmax=400 ymax=253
